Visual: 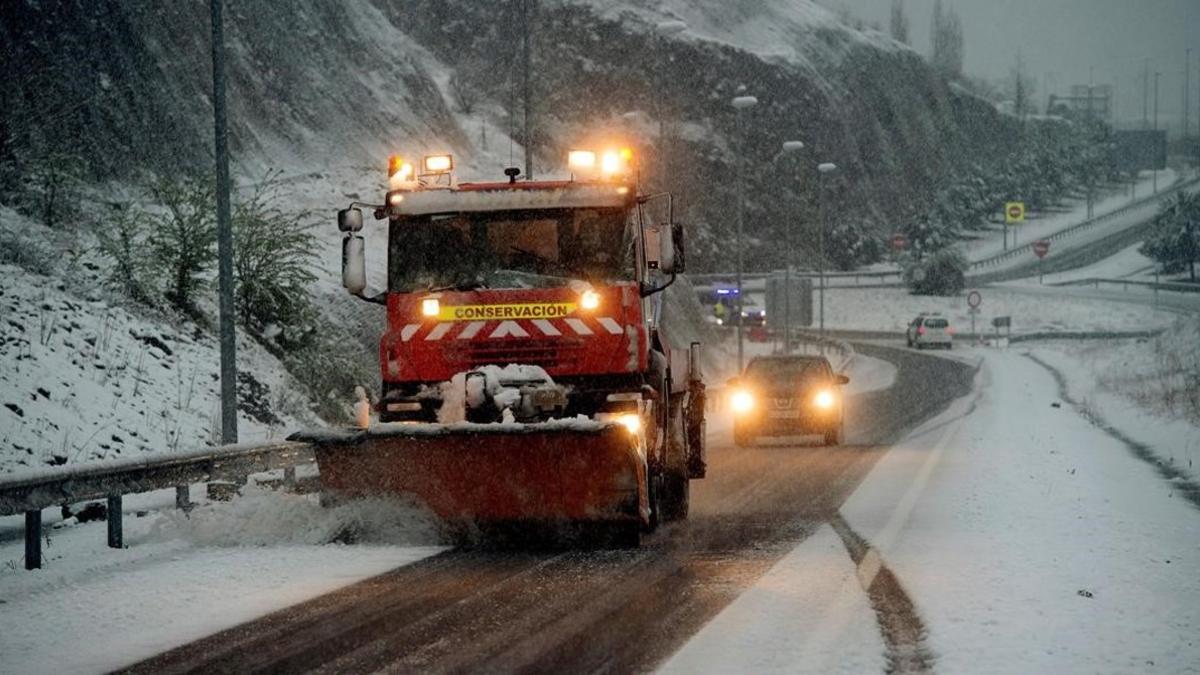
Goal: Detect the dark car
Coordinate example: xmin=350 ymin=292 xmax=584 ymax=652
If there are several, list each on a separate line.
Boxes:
xmin=729 ymin=355 xmax=849 ymax=447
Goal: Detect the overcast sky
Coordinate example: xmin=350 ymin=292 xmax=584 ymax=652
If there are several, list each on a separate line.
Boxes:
xmin=826 ymin=0 xmax=1200 ymax=130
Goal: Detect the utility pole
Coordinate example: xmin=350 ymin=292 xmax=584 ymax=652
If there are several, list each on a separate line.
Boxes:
xmin=731 ymin=95 xmax=757 ymax=371
xmin=1154 ymin=70 xmax=1161 ymax=193
xmin=1185 ymin=48 xmax=1192 ymax=148
xmin=1086 ymin=79 xmax=1095 ymax=219
xmin=521 ymin=0 xmax=535 ymax=180
xmin=1142 ymin=60 xmax=1150 ymax=129
xmin=210 ymin=0 xmax=237 ymax=445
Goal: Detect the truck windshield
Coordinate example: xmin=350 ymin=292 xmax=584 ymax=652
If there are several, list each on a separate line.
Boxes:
xmin=388 ymin=207 xmax=635 ymax=292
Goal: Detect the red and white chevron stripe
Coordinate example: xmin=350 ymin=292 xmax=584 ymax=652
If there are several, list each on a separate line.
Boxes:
xmin=399 ymin=317 xmax=626 ymax=342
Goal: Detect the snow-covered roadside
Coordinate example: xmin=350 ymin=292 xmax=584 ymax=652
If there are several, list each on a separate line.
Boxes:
xmin=811 ymin=285 xmax=1174 ymax=335
xmin=961 ymin=168 xmax=1181 ymax=262
xmin=658 ymin=524 xmax=886 ymax=674
xmin=0 ymin=485 xmax=444 ymax=675
xmin=839 ymin=350 xmax=1200 ymax=673
xmin=1027 ymin=333 xmax=1200 ymax=483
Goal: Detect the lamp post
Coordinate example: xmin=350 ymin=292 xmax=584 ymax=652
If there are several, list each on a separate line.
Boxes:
xmin=731 ymin=94 xmax=758 ymax=370
xmin=817 ymin=162 xmax=838 ymax=339
xmin=654 ymin=21 xmax=687 ymax=190
xmin=774 ymin=141 xmax=805 ymax=353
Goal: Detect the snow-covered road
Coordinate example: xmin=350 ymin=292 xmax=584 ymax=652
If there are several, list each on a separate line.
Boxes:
xmin=667 ymin=346 xmax=1200 ymax=673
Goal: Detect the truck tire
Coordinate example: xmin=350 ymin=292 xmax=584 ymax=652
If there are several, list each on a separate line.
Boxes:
xmin=734 ymin=426 xmax=755 ymax=448
xmin=658 ymin=470 xmax=690 ymax=521
xmin=824 ymin=422 xmax=843 ymax=447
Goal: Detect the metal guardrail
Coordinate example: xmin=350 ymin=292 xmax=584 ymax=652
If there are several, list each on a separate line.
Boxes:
xmin=690 ymin=270 xmax=904 ymax=286
xmin=1 ymin=440 xmax=315 ymax=570
xmin=1048 ymin=277 xmax=1200 ymax=294
xmin=970 ymin=174 xmax=1200 ymax=272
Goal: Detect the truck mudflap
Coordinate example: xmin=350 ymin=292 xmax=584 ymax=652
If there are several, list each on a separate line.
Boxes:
xmin=291 ymin=422 xmax=649 ymax=529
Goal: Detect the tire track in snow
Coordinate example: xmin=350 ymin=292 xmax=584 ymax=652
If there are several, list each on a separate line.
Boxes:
xmin=829 ymin=513 xmax=935 ymax=674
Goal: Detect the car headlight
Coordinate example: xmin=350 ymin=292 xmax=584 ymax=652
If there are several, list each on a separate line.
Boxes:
xmin=731 ymin=389 xmax=755 ymax=414
xmin=813 ymin=389 xmax=836 ymax=409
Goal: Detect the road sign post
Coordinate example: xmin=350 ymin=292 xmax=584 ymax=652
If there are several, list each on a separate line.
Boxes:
xmin=967 ymin=290 xmax=982 ymax=340
xmin=1033 ymin=239 xmax=1051 ymax=284
xmin=1005 ymin=202 xmax=1025 ymax=250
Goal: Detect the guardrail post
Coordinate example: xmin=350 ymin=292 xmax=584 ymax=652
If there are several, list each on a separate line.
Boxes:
xmin=25 ymin=510 xmax=41 ymax=570
xmin=107 ymin=495 xmax=122 ymax=549
xmin=284 ymin=466 xmax=296 ymax=487
xmin=175 ymin=485 xmax=192 ymax=511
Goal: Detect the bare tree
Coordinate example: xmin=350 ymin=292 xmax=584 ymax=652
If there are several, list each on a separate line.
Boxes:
xmin=931 ymin=0 xmax=963 ymax=79
xmin=890 ymin=0 xmax=909 ymax=44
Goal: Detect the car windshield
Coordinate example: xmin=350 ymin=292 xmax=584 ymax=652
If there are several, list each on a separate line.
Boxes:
xmin=745 ymin=359 xmax=828 ymax=385
xmin=388 ymin=207 xmax=634 ymax=292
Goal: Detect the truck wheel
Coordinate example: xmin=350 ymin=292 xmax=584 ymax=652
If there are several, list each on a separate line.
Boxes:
xmin=645 ymin=473 xmax=662 ymax=532
xmin=658 ymin=471 xmax=690 ymax=521
xmin=734 ymin=426 xmax=755 ymax=448
xmin=824 ymin=423 xmax=843 ymax=447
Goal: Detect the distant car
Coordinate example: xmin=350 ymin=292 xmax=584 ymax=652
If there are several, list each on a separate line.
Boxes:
xmin=906 ymin=314 xmax=953 ymax=349
xmin=729 ymin=355 xmax=849 ymax=447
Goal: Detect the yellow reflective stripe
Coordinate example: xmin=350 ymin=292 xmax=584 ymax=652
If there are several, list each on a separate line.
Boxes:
xmin=437 ymin=303 xmax=578 ymax=322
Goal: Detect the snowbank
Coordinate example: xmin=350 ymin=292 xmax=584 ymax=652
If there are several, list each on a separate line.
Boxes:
xmin=838 ymin=351 xmax=1200 ymax=673
xmin=0 ymin=485 xmax=443 ymax=674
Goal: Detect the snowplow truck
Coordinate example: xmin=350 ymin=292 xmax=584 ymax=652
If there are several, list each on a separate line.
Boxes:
xmin=301 ymin=149 xmax=707 ymax=546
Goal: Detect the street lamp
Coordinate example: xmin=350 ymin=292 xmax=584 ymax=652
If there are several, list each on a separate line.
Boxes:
xmin=731 ymin=94 xmax=758 ymax=370
xmin=774 ymin=141 xmax=805 ymax=353
xmin=654 ymin=20 xmax=687 ymax=189
xmin=816 ymin=162 xmax=837 ymax=338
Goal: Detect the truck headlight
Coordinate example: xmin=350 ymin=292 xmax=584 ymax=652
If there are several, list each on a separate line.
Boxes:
xmin=616 ymin=413 xmax=641 ymax=434
xmin=421 ymin=298 xmax=440 ymax=317
xmin=581 ymin=290 xmax=600 ymax=310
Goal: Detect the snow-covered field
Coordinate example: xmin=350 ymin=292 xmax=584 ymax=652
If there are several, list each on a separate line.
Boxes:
xmin=0 ymin=485 xmax=444 ymax=674
xmin=670 ymin=346 xmax=1200 ymax=673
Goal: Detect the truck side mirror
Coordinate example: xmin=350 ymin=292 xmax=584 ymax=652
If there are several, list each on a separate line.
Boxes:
xmin=671 ymin=222 xmax=686 ymax=274
xmin=658 ymin=224 xmax=676 ymax=274
xmin=342 ymin=234 xmax=366 ymax=294
xmin=338 ymin=207 xmax=364 ymax=233
xmin=644 ymin=224 xmax=663 ymax=271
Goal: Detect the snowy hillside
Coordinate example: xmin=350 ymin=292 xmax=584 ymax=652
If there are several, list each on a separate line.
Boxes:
xmin=3 ymin=0 xmax=1025 ymax=270
xmin=0 ymin=207 xmax=319 ymax=475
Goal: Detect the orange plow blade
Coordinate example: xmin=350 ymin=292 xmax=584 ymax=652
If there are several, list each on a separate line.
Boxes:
xmin=293 ymin=423 xmax=649 ymax=530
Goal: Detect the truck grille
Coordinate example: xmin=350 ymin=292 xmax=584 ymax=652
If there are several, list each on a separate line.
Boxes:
xmin=449 ymin=338 xmax=586 ymax=371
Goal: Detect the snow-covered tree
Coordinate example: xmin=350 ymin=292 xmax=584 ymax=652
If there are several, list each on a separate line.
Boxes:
xmin=1141 ymin=191 xmax=1200 ymax=280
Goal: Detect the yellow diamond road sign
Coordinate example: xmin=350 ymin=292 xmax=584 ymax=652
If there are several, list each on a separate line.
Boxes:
xmin=1005 ymin=201 xmax=1025 ymax=224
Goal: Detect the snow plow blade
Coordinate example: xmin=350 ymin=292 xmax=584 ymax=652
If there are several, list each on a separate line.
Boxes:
xmin=291 ymin=422 xmax=648 ymax=536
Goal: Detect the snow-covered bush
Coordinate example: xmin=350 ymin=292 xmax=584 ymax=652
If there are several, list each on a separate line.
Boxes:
xmin=1140 ymin=190 xmax=1199 ymax=279
xmin=146 ymin=175 xmax=217 ymax=318
xmin=232 ymin=177 xmax=319 ymax=344
xmin=902 ymin=247 xmax=967 ymax=296
xmin=95 ymin=202 xmax=154 ymax=304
